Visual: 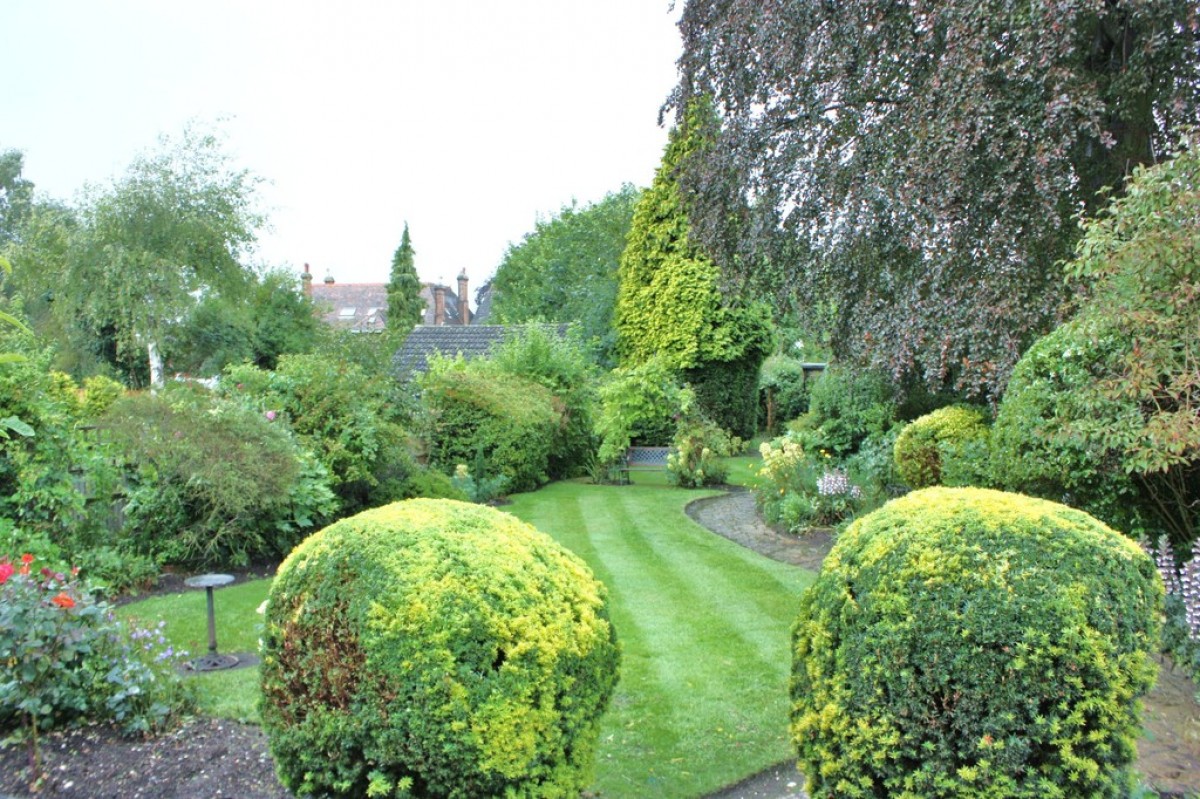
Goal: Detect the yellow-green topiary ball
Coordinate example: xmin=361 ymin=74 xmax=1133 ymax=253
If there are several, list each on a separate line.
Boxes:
xmin=260 ymin=498 xmax=621 ymax=798
xmin=893 ymin=404 xmax=989 ymax=488
xmin=791 ymin=487 xmax=1162 ymax=799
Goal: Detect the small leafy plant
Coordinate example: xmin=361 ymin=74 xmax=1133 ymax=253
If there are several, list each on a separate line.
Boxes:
xmin=0 ymin=553 xmax=193 ymax=789
xmin=754 ymin=436 xmax=865 ymax=532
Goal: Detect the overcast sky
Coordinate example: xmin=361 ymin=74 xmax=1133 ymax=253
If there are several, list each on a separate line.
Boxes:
xmin=3 ymin=1 xmax=683 ymax=291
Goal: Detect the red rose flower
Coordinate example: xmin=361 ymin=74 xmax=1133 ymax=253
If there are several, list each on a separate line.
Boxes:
xmin=51 ymin=592 xmax=75 ymax=609
xmin=0 ymin=562 xmax=12 ymax=585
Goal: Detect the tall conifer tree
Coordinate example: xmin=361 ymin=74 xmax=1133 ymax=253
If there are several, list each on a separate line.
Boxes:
xmin=387 ymin=223 xmax=424 ymax=331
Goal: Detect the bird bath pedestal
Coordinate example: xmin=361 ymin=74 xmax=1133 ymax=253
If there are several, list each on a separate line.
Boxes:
xmin=184 ymin=573 xmax=239 ymax=671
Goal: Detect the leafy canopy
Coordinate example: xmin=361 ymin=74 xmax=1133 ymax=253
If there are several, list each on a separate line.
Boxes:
xmin=493 ymin=186 xmax=640 ymax=366
xmin=60 ymin=125 xmax=265 ymax=384
xmin=673 ymin=0 xmax=1200 ymax=397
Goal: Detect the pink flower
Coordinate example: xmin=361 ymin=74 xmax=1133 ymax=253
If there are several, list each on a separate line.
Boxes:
xmin=265 ymin=410 xmax=277 ymax=422
xmin=0 ymin=562 xmax=12 ymax=585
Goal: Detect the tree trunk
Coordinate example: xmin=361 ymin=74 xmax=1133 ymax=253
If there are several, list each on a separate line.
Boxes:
xmin=148 ymin=340 xmax=164 ymax=390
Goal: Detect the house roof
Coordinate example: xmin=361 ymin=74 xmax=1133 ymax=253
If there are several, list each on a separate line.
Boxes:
xmin=472 ymin=281 xmax=495 ymax=324
xmin=309 ymin=282 xmax=388 ymax=332
xmin=393 ymin=323 xmax=572 ymax=378
xmin=394 ymin=325 xmax=510 ymax=377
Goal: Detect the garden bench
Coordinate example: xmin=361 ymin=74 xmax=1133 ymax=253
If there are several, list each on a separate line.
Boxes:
xmin=618 ymin=446 xmax=671 ymax=483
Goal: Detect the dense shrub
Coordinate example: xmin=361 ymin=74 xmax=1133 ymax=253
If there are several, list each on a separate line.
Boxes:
xmin=893 ymin=404 xmax=989 ymax=489
xmin=595 ymin=356 xmax=683 ymax=466
xmin=990 ymin=316 xmax=1150 ymax=540
xmin=102 ymin=389 xmax=337 ymax=566
xmin=223 ymin=354 xmax=413 ymax=514
xmin=792 ymin=487 xmax=1162 ymax=798
xmin=420 ymin=357 xmax=560 ymax=494
xmin=758 ymin=355 xmax=813 ymax=434
xmin=260 ymin=499 xmax=620 ymax=799
xmin=485 ymin=325 xmax=599 ymax=479
xmin=684 ymin=356 xmax=762 ymax=440
xmin=0 ymin=338 xmax=119 ymax=549
xmin=790 ymin=366 xmax=896 ymax=457
xmin=667 ymin=414 xmax=740 ymax=488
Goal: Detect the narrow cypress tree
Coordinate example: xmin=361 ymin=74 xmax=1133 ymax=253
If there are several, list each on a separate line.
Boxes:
xmin=387 ymin=223 xmax=424 ymax=331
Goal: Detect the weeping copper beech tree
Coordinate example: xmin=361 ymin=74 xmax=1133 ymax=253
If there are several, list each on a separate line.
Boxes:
xmin=671 ymin=0 xmax=1200 ymax=399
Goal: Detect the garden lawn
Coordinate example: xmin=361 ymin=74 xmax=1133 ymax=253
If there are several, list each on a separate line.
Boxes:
xmin=119 ymin=476 xmax=815 ymax=799
xmin=507 ymin=480 xmax=815 ymax=798
xmin=118 ymin=580 xmax=269 ymax=723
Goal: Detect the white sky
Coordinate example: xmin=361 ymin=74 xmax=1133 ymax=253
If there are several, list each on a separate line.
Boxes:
xmin=3 ymin=1 xmax=682 ymax=291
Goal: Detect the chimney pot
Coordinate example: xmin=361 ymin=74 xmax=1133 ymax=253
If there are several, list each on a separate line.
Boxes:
xmin=434 ymin=285 xmax=446 ymax=326
xmin=457 ymin=269 xmax=470 ymax=325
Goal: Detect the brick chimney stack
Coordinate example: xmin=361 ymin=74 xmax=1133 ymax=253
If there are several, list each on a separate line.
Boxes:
xmin=457 ymin=269 xmax=470 ymax=325
xmin=301 ymin=263 xmax=313 ymax=297
xmin=434 ymin=285 xmax=446 ymax=326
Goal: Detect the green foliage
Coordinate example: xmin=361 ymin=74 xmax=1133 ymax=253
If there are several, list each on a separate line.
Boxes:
xmin=991 ymin=316 xmax=1151 ymax=541
xmin=792 ymin=487 xmax=1162 ymax=798
xmin=387 ymin=223 xmax=424 ymax=332
xmin=0 ymin=553 xmax=193 ymax=783
xmin=758 ymin=355 xmax=813 ymax=434
xmin=595 ymin=357 xmax=683 ymax=465
xmin=493 ymin=186 xmax=640 ymax=366
xmin=485 ymin=325 xmax=599 ymax=479
xmin=789 ymin=366 xmax=897 ymax=457
xmin=79 ymin=374 xmax=125 ymax=420
xmin=58 ymin=124 xmax=265 ymax=386
xmin=673 ymin=0 xmax=1199 ymax=398
xmin=260 ymin=499 xmax=620 ymax=799
xmin=223 ymin=354 xmax=411 ymax=514
xmin=893 ymin=405 xmax=990 ymax=489
xmin=419 ymin=357 xmax=561 ymax=494
xmin=754 ymin=436 xmax=866 ymax=532
xmin=167 ymin=269 xmax=320 ymax=375
xmin=102 ymin=388 xmax=336 ymax=566
xmin=1061 ymin=132 xmax=1200 ymax=549
xmin=451 ymin=462 xmax=510 ymax=505
xmin=684 ymin=351 xmax=765 ymax=439
xmin=667 ymin=394 xmax=741 ymax=488
xmin=0 ymin=335 xmax=118 ymax=548
xmin=614 ymin=98 xmax=772 ymax=427
xmin=396 ymin=465 xmax=468 ymax=502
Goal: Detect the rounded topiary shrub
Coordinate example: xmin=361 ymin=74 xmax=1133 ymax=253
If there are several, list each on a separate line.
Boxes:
xmin=260 ymin=499 xmax=620 ymax=799
xmin=892 ymin=404 xmax=989 ymax=489
xmin=791 ymin=487 xmax=1162 ymax=799
xmin=990 ymin=316 xmax=1150 ymax=539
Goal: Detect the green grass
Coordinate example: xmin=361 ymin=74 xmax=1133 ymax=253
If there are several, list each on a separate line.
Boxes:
xmin=507 ymin=481 xmax=814 ymax=798
xmin=118 ymin=477 xmax=814 ymax=798
xmin=117 ymin=579 xmax=271 ymax=723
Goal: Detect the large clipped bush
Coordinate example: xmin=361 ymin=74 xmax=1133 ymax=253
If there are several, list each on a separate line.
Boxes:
xmin=260 ymin=499 xmax=620 ymax=799
xmin=990 ymin=316 xmax=1149 ymax=539
xmin=420 ymin=357 xmax=561 ymax=494
xmin=893 ymin=404 xmax=989 ymax=489
xmin=792 ymin=487 xmax=1162 ymax=799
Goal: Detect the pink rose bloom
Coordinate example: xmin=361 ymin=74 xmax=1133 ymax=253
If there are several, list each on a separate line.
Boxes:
xmin=265 ymin=410 xmax=277 ymax=422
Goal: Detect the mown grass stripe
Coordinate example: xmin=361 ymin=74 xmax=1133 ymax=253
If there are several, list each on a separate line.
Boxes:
xmin=509 ymin=481 xmax=811 ymax=797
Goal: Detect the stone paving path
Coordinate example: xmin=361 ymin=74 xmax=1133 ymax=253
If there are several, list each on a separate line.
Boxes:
xmin=689 ymin=489 xmax=1200 ymax=799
